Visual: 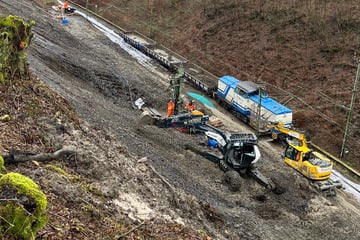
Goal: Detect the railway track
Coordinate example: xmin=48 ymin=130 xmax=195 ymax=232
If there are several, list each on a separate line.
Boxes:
xmin=332 ymin=170 xmax=360 ymax=195
xmin=63 ymin=0 xmax=360 ymax=198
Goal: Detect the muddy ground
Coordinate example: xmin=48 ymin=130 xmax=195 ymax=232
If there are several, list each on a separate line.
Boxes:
xmin=1 ymin=0 xmax=360 ymax=239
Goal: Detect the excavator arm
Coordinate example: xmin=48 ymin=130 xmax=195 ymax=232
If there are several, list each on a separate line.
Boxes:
xmin=270 ymin=123 xmax=310 ymax=148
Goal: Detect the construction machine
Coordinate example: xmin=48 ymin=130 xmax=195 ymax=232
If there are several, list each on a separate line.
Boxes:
xmin=138 ymin=107 xmax=276 ymax=192
xmin=269 ymin=122 xmax=308 ymax=146
xmin=138 ymin=107 xmax=211 ymax=133
xmin=269 ymin=123 xmax=342 ymax=195
xmin=186 ymin=129 xmax=276 ymax=191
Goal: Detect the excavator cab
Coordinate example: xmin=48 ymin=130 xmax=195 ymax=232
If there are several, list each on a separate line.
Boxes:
xmin=283 ymin=144 xmax=303 ymax=169
xmin=224 ymin=141 xmax=259 ymax=170
xmin=219 ymin=133 xmax=260 ymax=172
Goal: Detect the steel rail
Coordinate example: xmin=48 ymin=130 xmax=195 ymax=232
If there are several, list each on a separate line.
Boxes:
xmin=331 ymin=170 xmax=360 ymax=195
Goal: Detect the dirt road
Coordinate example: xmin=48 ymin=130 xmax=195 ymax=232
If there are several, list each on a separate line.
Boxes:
xmin=1 ymin=1 xmax=360 ymax=239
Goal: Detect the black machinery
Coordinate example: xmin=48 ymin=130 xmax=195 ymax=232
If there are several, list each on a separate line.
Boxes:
xmin=138 ymin=108 xmax=276 ymax=191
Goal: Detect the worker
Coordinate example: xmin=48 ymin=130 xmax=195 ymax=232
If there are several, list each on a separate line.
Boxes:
xmin=134 ymin=95 xmax=145 ymax=110
xmin=167 ymin=99 xmax=175 ymax=117
xmin=63 ymin=0 xmax=69 ymax=9
xmin=185 ymin=100 xmax=195 ymax=111
xmin=58 ymin=1 xmax=75 ymax=14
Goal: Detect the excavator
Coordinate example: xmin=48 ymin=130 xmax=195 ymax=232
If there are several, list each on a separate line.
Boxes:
xmin=138 ymin=107 xmax=212 ymax=133
xmin=138 ymin=106 xmax=277 ymax=192
xmin=186 ymin=129 xmax=277 ymax=192
xmin=269 ymin=122 xmax=342 ymax=195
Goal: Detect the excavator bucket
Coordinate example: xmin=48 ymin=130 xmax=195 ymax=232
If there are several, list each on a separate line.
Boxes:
xmin=138 ymin=110 xmax=154 ymax=125
xmin=137 ymin=107 xmax=162 ymax=126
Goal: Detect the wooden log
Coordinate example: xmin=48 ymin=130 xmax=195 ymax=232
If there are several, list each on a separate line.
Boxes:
xmin=3 ymin=149 xmax=77 ymax=164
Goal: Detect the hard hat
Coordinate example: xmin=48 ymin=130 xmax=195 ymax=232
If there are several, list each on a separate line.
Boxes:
xmin=190 ymin=100 xmax=194 ymax=103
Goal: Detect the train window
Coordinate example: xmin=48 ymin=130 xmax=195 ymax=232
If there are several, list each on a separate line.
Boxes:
xmin=262 ymin=91 xmax=269 ymax=97
xmin=235 ymin=87 xmax=247 ymax=97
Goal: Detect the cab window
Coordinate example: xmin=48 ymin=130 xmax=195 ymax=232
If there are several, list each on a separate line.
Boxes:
xmin=303 ymin=152 xmax=310 ymax=161
xmin=235 ymin=87 xmax=247 ymax=97
xmin=285 ymin=146 xmax=300 ymax=161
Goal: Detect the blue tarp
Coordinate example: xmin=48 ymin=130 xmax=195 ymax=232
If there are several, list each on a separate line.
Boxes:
xmin=186 ymin=92 xmax=215 ymax=108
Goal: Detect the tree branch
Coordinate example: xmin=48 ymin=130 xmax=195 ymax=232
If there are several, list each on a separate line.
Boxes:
xmin=3 ymin=149 xmax=77 ymax=164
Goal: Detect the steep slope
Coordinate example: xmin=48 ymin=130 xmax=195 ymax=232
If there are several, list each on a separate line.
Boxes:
xmin=87 ymin=0 xmax=360 ymax=170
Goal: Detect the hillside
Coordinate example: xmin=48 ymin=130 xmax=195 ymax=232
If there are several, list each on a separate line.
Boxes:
xmin=1 ymin=0 xmax=360 ymax=239
xmin=78 ymin=0 xmax=360 ymax=170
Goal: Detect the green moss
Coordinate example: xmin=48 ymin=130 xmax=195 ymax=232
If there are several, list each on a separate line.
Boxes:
xmin=0 ymin=114 xmax=10 ymax=122
xmin=81 ymin=183 xmax=104 ymax=197
xmin=0 ymin=15 xmax=35 ymax=81
xmin=46 ymin=164 xmax=69 ymax=176
xmin=0 ymin=156 xmax=5 ymax=173
xmin=0 ymin=172 xmax=48 ymax=239
xmin=81 ymin=203 xmax=103 ymax=220
xmin=46 ymin=164 xmax=80 ymax=181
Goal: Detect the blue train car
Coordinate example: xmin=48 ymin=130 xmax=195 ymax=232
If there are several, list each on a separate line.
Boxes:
xmin=216 ymin=76 xmax=292 ymax=132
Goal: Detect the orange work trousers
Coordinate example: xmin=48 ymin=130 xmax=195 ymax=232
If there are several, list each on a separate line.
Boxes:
xmin=167 ymin=102 xmax=175 ymax=116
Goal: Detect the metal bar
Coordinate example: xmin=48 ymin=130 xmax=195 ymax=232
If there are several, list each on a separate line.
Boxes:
xmin=340 ymin=62 xmax=360 ymax=157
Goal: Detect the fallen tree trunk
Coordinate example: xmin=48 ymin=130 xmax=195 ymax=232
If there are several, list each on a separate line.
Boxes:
xmin=3 ymin=149 xmax=77 ymax=164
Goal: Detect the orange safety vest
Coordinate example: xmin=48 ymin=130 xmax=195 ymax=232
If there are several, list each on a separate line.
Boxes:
xmin=185 ymin=103 xmax=195 ymax=111
xmin=167 ymin=101 xmax=175 ymax=116
xmin=63 ymin=1 xmax=69 ymax=9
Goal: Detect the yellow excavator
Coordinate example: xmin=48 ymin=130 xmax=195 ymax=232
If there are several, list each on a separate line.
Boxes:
xmin=269 ymin=122 xmax=342 ymax=195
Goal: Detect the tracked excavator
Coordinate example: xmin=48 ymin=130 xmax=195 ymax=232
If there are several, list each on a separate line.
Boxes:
xmin=269 ymin=123 xmax=342 ymax=195
xmin=185 ymin=129 xmax=276 ymax=192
